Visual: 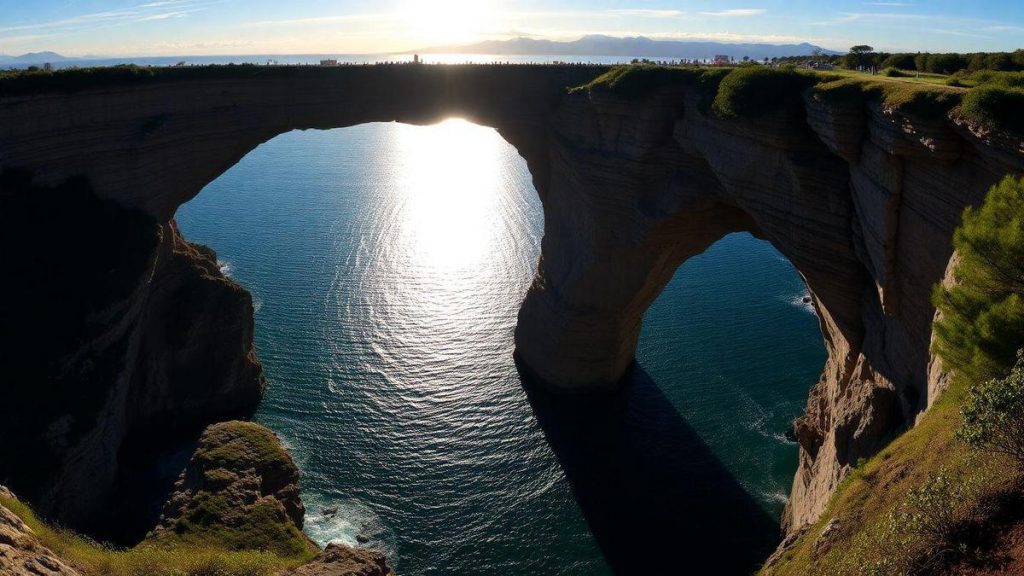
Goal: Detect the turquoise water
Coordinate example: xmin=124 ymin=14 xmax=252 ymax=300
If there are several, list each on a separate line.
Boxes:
xmin=176 ymin=120 xmax=825 ymax=575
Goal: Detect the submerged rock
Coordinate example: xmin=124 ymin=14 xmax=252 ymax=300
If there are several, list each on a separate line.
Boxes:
xmin=278 ymin=542 xmax=393 ymax=576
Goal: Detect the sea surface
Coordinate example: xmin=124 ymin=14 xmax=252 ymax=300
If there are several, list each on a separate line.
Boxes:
xmin=176 ymin=119 xmax=826 ymax=575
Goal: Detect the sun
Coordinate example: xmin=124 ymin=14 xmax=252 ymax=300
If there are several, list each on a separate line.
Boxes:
xmin=400 ymin=0 xmax=495 ymax=46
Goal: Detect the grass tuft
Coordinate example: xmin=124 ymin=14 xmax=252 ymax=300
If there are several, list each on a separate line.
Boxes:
xmin=0 ymin=494 xmax=310 ymax=576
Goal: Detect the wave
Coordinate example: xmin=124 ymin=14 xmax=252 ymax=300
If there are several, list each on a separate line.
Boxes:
xmin=786 ymin=292 xmax=816 ymax=316
xmin=303 ymin=497 xmax=399 ymax=569
xmin=217 ymin=259 xmax=233 ymax=277
xmin=734 ymin=386 xmax=798 ymax=447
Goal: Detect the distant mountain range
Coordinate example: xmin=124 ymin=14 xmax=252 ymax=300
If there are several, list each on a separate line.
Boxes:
xmin=421 ymin=35 xmax=840 ymax=60
xmin=0 ymin=51 xmax=78 ymax=66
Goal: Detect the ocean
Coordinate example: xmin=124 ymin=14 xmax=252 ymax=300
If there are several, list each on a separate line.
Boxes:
xmin=175 ymin=119 xmax=825 ymax=575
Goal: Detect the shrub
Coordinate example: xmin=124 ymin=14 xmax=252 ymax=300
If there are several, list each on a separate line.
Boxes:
xmin=881 ymin=67 xmax=908 ymax=78
xmin=859 ymin=469 xmax=985 ymax=575
xmin=712 ymin=66 xmax=816 ymax=119
xmin=932 ymin=175 xmax=1024 ymax=388
xmin=959 ymin=351 xmax=1024 ymax=467
xmin=959 ymin=84 xmax=1024 ymax=134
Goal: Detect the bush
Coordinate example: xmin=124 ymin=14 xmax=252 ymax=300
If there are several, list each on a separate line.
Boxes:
xmin=712 ymin=66 xmax=816 ymax=119
xmin=860 ymin=469 xmax=984 ymax=575
xmin=959 ymin=351 xmax=1024 ymax=467
xmin=932 ymin=175 xmax=1024 ymax=387
xmin=959 ymin=84 xmax=1024 ymax=134
xmin=881 ymin=67 xmax=908 ymax=78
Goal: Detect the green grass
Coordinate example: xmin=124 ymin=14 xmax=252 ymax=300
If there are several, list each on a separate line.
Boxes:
xmin=0 ymin=494 xmax=311 ymax=576
xmin=712 ymin=66 xmax=817 ymax=118
xmin=191 ymin=421 xmax=292 ymax=474
xmin=567 ymin=64 xmax=729 ymax=98
xmin=960 ymin=85 xmax=1024 ymax=134
xmin=809 ymin=76 xmax=964 ymax=119
xmin=148 ymin=422 xmax=317 ymax=559
xmin=760 ymin=380 xmax=1020 ymax=576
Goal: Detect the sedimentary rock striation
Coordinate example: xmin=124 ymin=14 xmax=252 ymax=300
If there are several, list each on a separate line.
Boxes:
xmin=1 ymin=65 xmax=1022 ymax=541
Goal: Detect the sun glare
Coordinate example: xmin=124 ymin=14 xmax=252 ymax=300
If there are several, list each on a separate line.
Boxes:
xmin=400 ymin=0 xmax=495 ymax=46
xmin=392 ymin=119 xmax=507 ymax=272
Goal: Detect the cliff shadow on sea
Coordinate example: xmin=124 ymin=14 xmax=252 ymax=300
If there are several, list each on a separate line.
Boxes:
xmin=518 ymin=361 xmax=781 ymax=575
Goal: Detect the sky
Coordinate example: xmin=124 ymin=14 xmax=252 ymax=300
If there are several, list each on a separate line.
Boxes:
xmin=0 ymin=0 xmax=1022 ymax=57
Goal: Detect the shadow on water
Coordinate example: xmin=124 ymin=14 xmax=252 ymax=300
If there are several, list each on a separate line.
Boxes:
xmin=519 ymin=361 xmax=781 ymax=576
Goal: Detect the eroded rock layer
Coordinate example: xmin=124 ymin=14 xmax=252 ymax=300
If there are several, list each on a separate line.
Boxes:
xmin=1 ymin=66 xmax=1022 ymax=539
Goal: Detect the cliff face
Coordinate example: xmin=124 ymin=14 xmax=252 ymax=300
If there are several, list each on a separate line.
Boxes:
xmin=0 ymin=175 xmax=263 ymax=540
xmin=516 ymin=85 xmax=1024 ymax=530
xmin=1 ymin=66 xmax=1021 ymax=541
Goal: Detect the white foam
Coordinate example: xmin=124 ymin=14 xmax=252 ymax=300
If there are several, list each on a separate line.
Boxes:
xmin=217 ymin=259 xmax=233 ymax=277
xmin=303 ymin=497 xmax=399 ymax=569
xmin=787 ymin=292 xmax=816 ymax=316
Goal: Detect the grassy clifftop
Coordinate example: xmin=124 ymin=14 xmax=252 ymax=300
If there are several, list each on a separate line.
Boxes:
xmin=571 ymin=64 xmax=1024 ymax=136
xmin=0 ymin=422 xmax=318 ymax=576
xmin=760 ymin=379 xmax=1022 ymax=575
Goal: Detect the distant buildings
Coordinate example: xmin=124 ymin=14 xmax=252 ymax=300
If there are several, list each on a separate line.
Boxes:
xmin=319 ymin=59 xmax=339 ymax=67
xmin=713 ymin=54 xmax=731 ymax=66
xmin=414 ymin=54 xmax=421 ymax=64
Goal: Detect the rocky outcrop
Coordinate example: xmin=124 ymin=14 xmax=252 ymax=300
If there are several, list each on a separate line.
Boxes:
xmin=0 ymin=486 xmax=81 ymax=576
xmin=1 ymin=66 xmax=1022 ymax=542
xmin=276 ymin=544 xmax=394 ymax=576
xmin=148 ymin=421 xmax=314 ymax=557
xmin=0 ymin=174 xmax=264 ymax=541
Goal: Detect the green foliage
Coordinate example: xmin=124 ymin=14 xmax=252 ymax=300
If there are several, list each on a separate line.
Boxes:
xmin=932 ymin=175 xmax=1024 ymax=388
xmin=810 ymin=77 xmax=962 ymax=119
xmin=568 ymin=64 xmax=727 ymax=98
xmin=168 ymin=495 xmax=313 ymax=558
xmin=0 ymin=494 xmax=308 ymax=576
xmin=193 ymin=421 xmax=292 ymax=473
xmin=959 ymin=84 xmax=1024 ymax=134
xmin=853 ymin=469 xmax=985 ymax=576
xmin=960 ymin=351 xmax=1024 ymax=467
xmin=712 ymin=66 xmax=816 ymax=119
xmin=880 ymin=67 xmax=908 ymax=78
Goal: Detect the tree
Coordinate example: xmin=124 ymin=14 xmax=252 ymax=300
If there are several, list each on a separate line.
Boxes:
xmin=845 ymin=45 xmax=875 ymax=69
xmin=932 ymin=175 xmax=1024 ymax=388
xmin=959 ymin=350 xmax=1024 ymax=468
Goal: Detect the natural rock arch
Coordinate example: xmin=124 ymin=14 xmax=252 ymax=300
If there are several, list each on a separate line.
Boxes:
xmin=2 ymin=65 xmax=1021 ymax=535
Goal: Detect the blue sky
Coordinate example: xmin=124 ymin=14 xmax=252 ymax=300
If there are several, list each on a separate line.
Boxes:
xmin=1 ymin=0 xmax=1022 ymax=56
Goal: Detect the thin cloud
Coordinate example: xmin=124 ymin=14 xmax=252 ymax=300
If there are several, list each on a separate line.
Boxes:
xmin=0 ymin=1 xmax=215 ymax=33
xmin=699 ymin=9 xmax=767 ymax=17
xmin=606 ymin=9 xmax=686 ymax=18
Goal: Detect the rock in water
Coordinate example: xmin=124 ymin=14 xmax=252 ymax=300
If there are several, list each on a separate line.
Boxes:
xmin=147 ymin=421 xmax=314 ymax=557
xmin=277 ymin=543 xmax=394 ymax=576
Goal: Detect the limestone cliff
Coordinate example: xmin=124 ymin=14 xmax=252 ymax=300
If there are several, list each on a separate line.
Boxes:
xmin=1 ymin=65 xmax=1022 ymax=546
xmin=517 ymin=82 xmax=1023 ymax=531
xmin=0 ymin=174 xmax=264 ymax=540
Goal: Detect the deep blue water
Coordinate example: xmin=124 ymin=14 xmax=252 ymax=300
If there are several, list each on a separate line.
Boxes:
xmin=176 ymin=120 xmax=825 ymax=575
